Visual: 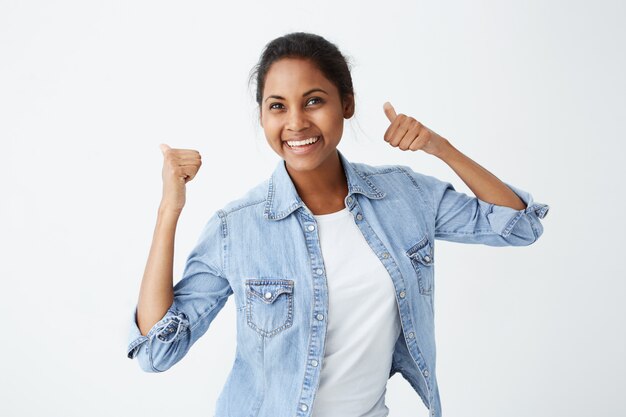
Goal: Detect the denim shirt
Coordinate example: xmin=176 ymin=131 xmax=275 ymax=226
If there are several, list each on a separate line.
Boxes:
xmin=126 ymin=149 xmax=549 ymax=417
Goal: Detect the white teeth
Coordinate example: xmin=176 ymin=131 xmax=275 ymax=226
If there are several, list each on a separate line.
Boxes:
xmin=287 ymin=136 xmax=320 ymax=147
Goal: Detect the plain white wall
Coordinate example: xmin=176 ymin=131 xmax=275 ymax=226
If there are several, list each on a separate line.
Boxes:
xmin=2 ymin=1 xmax=624 ymax=416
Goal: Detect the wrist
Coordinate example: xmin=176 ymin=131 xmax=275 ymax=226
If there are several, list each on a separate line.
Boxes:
xmin=158 ymin=202 xmax=183 ymax=217
xmin=434 ymin=138 xmax=455 ymax=161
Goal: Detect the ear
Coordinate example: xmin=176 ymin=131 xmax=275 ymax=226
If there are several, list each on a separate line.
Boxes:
xmin=343 ymin=94 xmax=355 ymax=119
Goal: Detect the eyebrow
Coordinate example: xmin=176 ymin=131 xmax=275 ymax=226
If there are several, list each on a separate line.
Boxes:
xmin=264 ymin=88 xmax=329 ymax=102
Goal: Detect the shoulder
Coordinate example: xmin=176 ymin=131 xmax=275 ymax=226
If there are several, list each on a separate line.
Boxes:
xmin=349 ymin=160 xmax=405 ymax=177
xmin=350 ymin=159 xmax=448 ymax=191
xmin=218 ymin=178 xmax=268 ymax=216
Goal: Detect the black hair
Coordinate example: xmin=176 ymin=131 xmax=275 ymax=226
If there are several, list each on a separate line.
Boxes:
xmin=248 ymin=32 xmax=355 ymax=111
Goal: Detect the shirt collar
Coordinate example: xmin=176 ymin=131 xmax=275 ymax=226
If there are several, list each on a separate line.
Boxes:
xmin=264 ymin=149 xmax=386 ymax=221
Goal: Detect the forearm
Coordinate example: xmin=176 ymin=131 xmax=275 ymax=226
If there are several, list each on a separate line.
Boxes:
xmin=136 ymin=204 xmax=181 ymax=336
xmin=435 ymin=139 xmax=526 ymax=210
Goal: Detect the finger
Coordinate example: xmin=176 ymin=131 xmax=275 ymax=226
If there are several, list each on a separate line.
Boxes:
xmin=389 ymin=116 xmax=413 ymax=146
xmin=398 ymin=123 xmax=423 ymax=151
xmin=383 ymin=101 xmax=397 ymax=122
xmin=408 ymin=136 xmax=423 ymax=151
xmin=173 ymin=148 xmax=202 ymax=154
xmin=384 ymin=113 xmax=406 ymax=142
xmin=176 ymin=158 xmax=202 ymax=166
xmin=160 ymin=143 xmax=171 ymax=155
xmin=181 ymin=166 xmax=198 ymax=181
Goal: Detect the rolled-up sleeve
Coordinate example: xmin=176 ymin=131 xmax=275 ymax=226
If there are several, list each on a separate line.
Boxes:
xmin=126 ymin=209 xmax=232 ymax=372
xmin=407 ymin=168 xmax=550 ymax=246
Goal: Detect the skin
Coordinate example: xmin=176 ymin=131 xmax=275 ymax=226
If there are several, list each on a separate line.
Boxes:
xmin=259 ymin=57 xmax=354 ymax=215
xmin=258 ymin=57 xmax=525 ymax=215
xmin=135 ymin=56 xmax=526 ymax=335
xmin=381 ymin=102 xmax=526 ymax=210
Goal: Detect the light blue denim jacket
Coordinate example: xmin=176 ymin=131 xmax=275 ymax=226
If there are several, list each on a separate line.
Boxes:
xmin=127 ymin=149 xmax=549 ymax=417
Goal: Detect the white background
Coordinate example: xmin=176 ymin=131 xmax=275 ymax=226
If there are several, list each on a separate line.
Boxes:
xmin=2 ymin=1 xmax=625 ymax=416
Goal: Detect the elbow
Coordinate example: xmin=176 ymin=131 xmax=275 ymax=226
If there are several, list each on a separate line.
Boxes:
xmin=504 ymin=215 xmax=545 ymax=246
xmin=130 ymin=339 xmax=179 ymax=373
xmin=128 ymin=338 xmax=165 ymax=373
xmin=127 ymin=310 xmax=191 ymax=373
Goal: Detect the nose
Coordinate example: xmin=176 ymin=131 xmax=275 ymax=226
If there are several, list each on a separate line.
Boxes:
xmin=286 ymin=107 xmax=310 ymax=131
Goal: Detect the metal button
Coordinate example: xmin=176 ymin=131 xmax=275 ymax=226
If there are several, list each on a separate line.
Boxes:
xmin=408 ymin=332 xmax=415 ymax=339
xmin=431 ymin=410 xmax=435 ymax=415
xmin=382 ymin=252 xmax=389 ymax=259
xmin=311 ymin=359 xmax=318 ymax=367
xmin=316 ymin=314 xmax=324 ymax=321
xmin=307 ymin=225 xmax=315 ymax=231
xmin=356 ymin=213 xmax=363 ymax=221
xmin=316 ymin=268 xmax=323 ymax=275
xmin=399 ymin=291 xmax=406 ymax=298
xmin=423 ymin=369 xmax=429 ymax=377
xmin=423 ymin=255 xmax=431 ymax=262
xmin=347 ymin=197 xmax=353 ymax=204
xmin=264 ymin=292 xmax=272 ymax=299
xmin=300 ymin=404 xmax=308 ymax=411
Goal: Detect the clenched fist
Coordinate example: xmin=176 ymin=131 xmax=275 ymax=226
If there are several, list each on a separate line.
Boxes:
xmin=159 ymin=143 xmax=202 ymax=212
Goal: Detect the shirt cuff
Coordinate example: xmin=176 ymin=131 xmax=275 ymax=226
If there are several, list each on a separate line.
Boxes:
xmin=482 ymin=182 xmax=550 ymax=238
xmin=126 ymin=307 xmax=190 ymax=359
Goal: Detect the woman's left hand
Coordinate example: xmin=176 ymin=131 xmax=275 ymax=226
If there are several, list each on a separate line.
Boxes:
xmin=383 ymin=101 xmax=449 ymax=157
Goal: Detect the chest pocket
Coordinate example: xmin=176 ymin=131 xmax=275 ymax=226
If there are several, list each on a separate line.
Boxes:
xmin=245 ymin=278 xmax=294 ymax=337
xmin=405 ymin=235 xmax=435 ymax=295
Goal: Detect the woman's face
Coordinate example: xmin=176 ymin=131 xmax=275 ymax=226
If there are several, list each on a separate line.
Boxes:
xmin=260 ymin=57 xmax=354 ymax=173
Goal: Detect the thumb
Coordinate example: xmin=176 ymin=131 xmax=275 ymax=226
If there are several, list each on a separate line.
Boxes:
xmin=159 ymin=143 xmax=171 ymax=155
xmin=383 ymin=101 xmax=397 ymax=123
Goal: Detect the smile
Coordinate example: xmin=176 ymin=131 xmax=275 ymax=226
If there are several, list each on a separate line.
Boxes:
xmin=286 ymin=136 xmax=320 ymax=147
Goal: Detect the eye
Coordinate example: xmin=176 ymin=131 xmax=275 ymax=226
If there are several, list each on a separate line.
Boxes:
xmin=269 ymin=102 xmax=284 ymax=110
xmin=307 ymin=97 xmax=323 ymax=106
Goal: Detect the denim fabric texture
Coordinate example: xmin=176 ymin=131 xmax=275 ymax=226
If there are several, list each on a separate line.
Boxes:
xmin=127 ymin=149 xmax=550 ymax=417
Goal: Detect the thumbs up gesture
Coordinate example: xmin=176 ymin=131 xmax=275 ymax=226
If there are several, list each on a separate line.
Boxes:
xmin=383 ymin=102 xmax=448 ymax=157
xmin=159 ymin=143 xmax=202 ymax=212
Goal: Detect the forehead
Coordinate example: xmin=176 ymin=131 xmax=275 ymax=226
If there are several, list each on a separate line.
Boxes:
xmin=263 ymin=58 xmax=336 ymax=97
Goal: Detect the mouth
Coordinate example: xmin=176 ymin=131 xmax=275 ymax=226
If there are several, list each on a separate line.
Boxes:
xmin=283 ymin=135 xmax=322 ymax=154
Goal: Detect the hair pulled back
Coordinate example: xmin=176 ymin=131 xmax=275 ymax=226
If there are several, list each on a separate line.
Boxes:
xmin=248 ymin=32 xmax=355 ymax=109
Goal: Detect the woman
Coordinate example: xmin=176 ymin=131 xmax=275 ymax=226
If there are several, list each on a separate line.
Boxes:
xmin=127 ymin=32 xmax=549 ymax=417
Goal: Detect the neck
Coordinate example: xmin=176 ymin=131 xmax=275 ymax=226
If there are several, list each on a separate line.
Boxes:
xmin=285 ymin=151 xmax=349 ymax=212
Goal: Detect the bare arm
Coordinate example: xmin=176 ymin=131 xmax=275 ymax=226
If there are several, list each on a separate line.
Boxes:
xmin=135 ymin=205 xmax=180 ymax=335
xmin=435 ymin=139 xmax=526 ymax=210
xmin=381 ymin=101 xmax=526 ymax=210
xmin=134 ymin=143 xmax=202 ymax=336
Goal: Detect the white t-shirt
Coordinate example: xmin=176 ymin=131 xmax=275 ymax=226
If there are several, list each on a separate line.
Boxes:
xmin=310 ymin=206 xmax=402 ymax=417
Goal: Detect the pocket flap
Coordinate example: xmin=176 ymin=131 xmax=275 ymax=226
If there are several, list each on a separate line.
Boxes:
xmin=245 ymin=279 xmax=294 ymax=304
xmin=406 ymin=235 xmax=434 ymax=265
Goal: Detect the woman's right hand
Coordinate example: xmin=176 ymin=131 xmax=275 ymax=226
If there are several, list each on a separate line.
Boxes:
xmin=159 ymin=143 xmax=202 ymax=212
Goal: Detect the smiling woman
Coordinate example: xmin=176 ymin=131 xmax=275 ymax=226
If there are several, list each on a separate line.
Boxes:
xmin=126 ymin=31 xmax=549 ymax=417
